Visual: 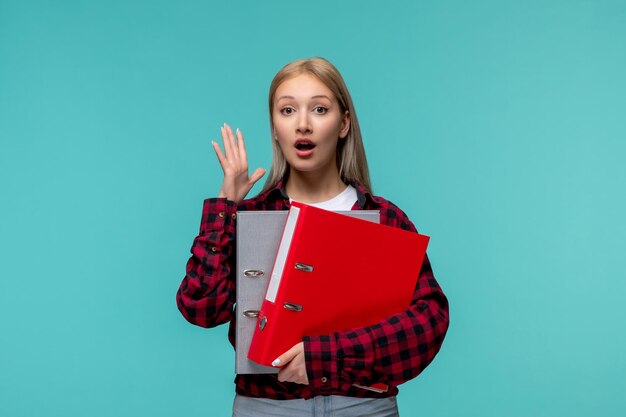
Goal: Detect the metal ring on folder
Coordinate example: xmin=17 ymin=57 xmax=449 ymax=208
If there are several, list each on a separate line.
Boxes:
xmin=294 ymin=263 xmax=314 ymax=272
xmin=243 ymin=269 xmax=264 ymax=278
xmin=243 ymin=310 xmax=260 ymax=318
xmin=283 ymin=302 xmax=303 ymax=312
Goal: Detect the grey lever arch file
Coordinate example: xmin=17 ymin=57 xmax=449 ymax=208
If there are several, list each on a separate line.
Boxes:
xmin=235 ymin=210 xmax=380 ymax=374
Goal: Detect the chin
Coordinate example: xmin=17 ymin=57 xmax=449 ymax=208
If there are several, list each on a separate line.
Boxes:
xmin=289 ymin=160 xmax=336 ymax=175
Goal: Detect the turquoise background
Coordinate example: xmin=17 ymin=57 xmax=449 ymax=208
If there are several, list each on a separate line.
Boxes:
xmin=1 ymin=0 xmax=625 ymax=416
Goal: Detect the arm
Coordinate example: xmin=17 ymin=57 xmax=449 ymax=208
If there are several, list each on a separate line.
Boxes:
xmin=176 ymin=124 xmax=265 ymax=327
xmin=176 ymin=198 xmax=238 ymax=328
xmin=303 ymin=210 xmax=450 ymax=393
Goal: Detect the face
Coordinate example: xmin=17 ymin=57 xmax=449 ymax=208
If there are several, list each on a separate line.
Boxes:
xmin=272 ymin=73 xmax=350 ymax=177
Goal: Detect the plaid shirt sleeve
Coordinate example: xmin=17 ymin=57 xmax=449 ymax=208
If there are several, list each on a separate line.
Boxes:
xmin=176 ymin=198 xmax=239 ymax=328
xmin=303 ymin=201 xmax=450 ymax=394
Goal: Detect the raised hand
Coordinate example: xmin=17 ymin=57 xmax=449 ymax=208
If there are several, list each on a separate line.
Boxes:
xmin=212 ymin=123 xmax=266 ymax=203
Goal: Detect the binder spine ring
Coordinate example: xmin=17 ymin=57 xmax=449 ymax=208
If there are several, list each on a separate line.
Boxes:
xmin=294 ymin=263 xmax=314 ymax=272
xmin=283 ymin=302 xmax=303 ymax=312
xmin=243 ymin=269 xmax=264 ymax=278
xmin=243 ymin=310 xmax=260 ymax=318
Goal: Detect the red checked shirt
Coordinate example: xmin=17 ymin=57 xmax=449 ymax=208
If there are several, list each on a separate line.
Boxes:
xmin=176 ymin=180 xmax=449 ymax=400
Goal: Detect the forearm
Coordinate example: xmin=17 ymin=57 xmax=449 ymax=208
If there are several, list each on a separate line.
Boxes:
xmin=176 ymin=198 xmax=238 ymax=328
xmin=304 ymin=255 xmax=449 ymax=392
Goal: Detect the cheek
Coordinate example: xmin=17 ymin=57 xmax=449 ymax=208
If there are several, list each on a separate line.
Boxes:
xmin=275 ymin=136 xmax=291 ymax=154
xmin=315 ymin=118 xmax=343 ymax=139
xmin=273 ymin=118 xmax=292 ymax=137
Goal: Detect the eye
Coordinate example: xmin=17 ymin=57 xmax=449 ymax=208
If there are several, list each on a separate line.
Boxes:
xmin=313 ymin=106 xmax=328 ymax=114
xmin=280 ymin=106 xmax=295 ymax=115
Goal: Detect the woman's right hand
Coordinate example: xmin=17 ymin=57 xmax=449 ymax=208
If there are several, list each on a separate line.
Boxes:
xmin=212 ymin=123 xmax=266 ymax=204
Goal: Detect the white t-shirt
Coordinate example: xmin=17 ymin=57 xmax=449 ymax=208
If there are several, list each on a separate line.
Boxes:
xmin=290 ymin=185 xmax=357 ymax=211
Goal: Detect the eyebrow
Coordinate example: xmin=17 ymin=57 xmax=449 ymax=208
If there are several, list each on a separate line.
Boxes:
xmin=276 ymin=95 xmax=332 ymax=101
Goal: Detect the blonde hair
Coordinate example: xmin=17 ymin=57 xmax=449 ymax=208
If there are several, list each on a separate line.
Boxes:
xmin=260 ymin=57 xmax=372 ymax=194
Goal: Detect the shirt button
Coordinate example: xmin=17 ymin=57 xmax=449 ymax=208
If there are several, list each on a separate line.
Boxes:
xmin=218 ymin=211 xmax=225 ymax=218
xmin=231 ymin=213 xmax=237 ymax=220
xmin=211 ymin=247 xmax=218 ymax=253
xmin=321 ymin=377 xmax=328 ymax=384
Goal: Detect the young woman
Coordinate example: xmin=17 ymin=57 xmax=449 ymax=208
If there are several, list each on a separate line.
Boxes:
xmin=176 ymin=57 xmax=449 ymax=417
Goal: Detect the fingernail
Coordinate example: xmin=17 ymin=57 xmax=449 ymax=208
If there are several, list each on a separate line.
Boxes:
xmin=236 ymin=128 xmax=240 ymax=135
xmin=271 ymin=358 xmax=281 ymax=367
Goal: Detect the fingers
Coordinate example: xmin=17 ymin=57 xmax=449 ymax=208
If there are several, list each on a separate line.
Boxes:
xmin=277 ymin=365 xmax=307 ymax=385
xmin=237 ymin=127 xmax=248 ymax=162
xmin=218 ymin=123 xmax=265 ymax=185
xmin=222 ymin=123 xmax=240 ymax=161
xmin=272 ymin=342 xmax=302 ymax=368
xmin=211 ymin=140 xmax=227 ymax=170
xmin=249 ymin=167 xmax=266 ymax=185
xmin=274 ymin=342 xmax=308 ymax=385
xmin=220 ymin=124 xmax=234 ymax=162
xmin=220 ymin=123 xmax=248 ymax=171
xmin=213 ymin=123 xmax=264 ymax=203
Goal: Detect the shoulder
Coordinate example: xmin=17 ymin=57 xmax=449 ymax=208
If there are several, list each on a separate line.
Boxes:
xmin=237 ymin=181 xmax=288 ymax=212
xmin=350 ymin=180 xmax=417 ymax=232
xmin=368 ymin=194 xmax=417 ymax=233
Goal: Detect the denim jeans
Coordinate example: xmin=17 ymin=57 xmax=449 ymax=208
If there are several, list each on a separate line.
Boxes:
xmin=232 ymin=394 xmax=400 ymax=417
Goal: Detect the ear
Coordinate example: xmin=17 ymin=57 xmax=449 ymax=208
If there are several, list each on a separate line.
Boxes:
xmin=339 ymin=110 xmax=350 ymax=139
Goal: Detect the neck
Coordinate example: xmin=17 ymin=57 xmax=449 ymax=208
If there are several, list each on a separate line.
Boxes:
xmin=285 ymin=167 xmax=347 ymax=204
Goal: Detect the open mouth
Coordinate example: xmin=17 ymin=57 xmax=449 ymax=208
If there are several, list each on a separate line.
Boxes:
xmin=295 ymin=140 xmax=316 ymax=151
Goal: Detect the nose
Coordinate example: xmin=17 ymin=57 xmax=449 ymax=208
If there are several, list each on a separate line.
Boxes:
xmin=296 ymin=111 xmax=312 ymax=134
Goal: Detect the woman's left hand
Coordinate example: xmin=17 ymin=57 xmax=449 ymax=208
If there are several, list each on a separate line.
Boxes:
xmin=273 ymin=342 xmax=309 ymax=385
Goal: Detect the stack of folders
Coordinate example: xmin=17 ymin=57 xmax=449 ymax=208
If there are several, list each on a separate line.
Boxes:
xmin=243 ymin=202 xmax=430 ymax=372
xmin=235 ymin=208 xmax=380 ymax=375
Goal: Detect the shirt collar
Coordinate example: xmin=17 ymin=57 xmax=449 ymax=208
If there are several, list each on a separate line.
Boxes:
xmin=258 ymin=178 xmax=381 ymax=209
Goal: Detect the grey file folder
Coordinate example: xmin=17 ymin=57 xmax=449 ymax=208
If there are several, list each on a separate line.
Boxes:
xmin=235 ymin=209 xmax=380 ymax=374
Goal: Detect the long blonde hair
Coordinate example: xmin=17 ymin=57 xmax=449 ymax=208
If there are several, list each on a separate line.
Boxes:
xmin=260 ymin=57 xmax=372 ymax=194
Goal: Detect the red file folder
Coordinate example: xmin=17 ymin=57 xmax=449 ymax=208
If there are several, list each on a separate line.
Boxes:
xmin=247 ymin=202 xmax=430 ymax=367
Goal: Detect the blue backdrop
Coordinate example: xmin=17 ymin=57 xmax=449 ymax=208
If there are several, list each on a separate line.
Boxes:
xmin=1 ymin=1 xmax=625 ymax=416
